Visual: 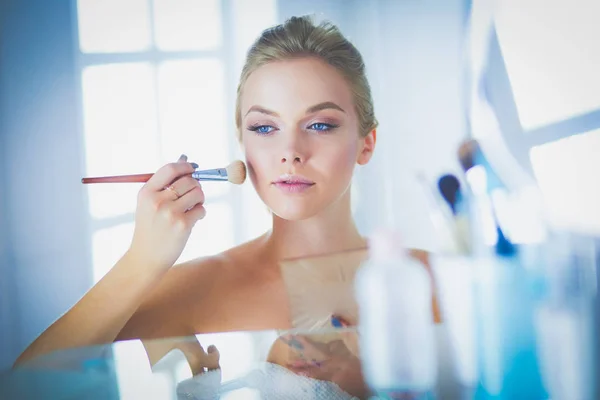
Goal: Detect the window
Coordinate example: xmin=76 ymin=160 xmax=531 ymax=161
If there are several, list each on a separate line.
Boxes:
xmin=530 ymin=129 xmax=600 ymax=235
xmin=470 ymin=0 xmax=600 ymax=235
xmin=75 ymin=0 xmax=277 ymax=396
xmin=153 ymin=0 xmax=222 ymax=51
xmin=75 ymin=0 xmax=276 ymax=284
xmin=77 ymin=0 xmax=152 ymax=53
xmin=494 ymin=0 xmax=600 ymax=131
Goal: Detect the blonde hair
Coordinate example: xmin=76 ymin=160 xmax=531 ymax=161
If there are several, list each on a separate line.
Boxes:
xmin=235 ymin=15 xmax=378 ymax=140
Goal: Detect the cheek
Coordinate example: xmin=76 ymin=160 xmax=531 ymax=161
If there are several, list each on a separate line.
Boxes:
xmin=326 ymin=142 xmax=359 ymax=173
xmin=316 ymin=142 xmax=358 ymax=191
xmin=244 ymin=143 xmax=271 ymax=187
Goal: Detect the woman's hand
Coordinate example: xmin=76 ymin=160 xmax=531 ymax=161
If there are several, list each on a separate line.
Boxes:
xmin=283 ymin=335 xmax=368 ymax=399
xmin=277 ymin=316 xmax=369 ymax=399
xmin=128 ymin=154 xmax=206 ymax=271
xmin=144 ymin=336 xmax=220 ymax=376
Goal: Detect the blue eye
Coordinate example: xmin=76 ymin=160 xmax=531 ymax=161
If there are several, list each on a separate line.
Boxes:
xmin=249 ymin=125 xmax=275 ymax=135
xmin=309 ymin=122 xmax=338 ymax=132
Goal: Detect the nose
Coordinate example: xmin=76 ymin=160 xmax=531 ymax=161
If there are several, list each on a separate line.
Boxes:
xmin=281 ymin=154 xmax=302 ymax=164
xmin=280 ymin=130 xmax=307 ymax=165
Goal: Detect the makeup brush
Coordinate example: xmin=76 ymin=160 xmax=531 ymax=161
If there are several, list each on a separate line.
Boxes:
xmin=457 ymin=139 xmax=504 ymax=191
xmin=81 ymin=160 xmax=247 ymax=185
xmin=437 ymin=174 xmax=461 ymax=215
xmin=436 ymin=173 xmax=471 ymax=254
xmin=416 ymin=172 xmax=466 ymax=254
xmin=457 ymin=139 xmax=515 ymax=255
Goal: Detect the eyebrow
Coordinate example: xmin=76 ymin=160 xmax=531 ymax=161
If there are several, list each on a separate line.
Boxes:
xmin=306 ymin=101 xmax=346 ymax=114
xmin=244 ymin=101 xmax=346 ymax=118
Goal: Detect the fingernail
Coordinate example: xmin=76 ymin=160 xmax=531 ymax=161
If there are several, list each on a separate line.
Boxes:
xmin=207 ymin=345 xmax=217 ymax=353
xmin=179 ymin=154 xmax=187 ymax=161
xmin=331 ymin=316 xmax=343 ymax=328
xmin=190 ymin=162 xmax=199 ymax=169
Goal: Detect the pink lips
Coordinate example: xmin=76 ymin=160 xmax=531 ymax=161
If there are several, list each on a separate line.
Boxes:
xmin=272 ymin=174 xmax=315 ymax=193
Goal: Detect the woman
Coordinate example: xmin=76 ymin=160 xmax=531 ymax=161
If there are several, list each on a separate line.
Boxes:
xmin=15 ymin=15 xmax=439 ymax=374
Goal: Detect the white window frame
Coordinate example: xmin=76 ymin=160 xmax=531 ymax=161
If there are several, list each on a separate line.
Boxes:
xmin=69 ymin=0 xmax=247 ymax=282
xmin=481 ymin=26 xmax=600 ymax=176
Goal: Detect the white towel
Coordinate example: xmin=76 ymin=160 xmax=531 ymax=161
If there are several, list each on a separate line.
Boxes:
xmin=176 ymin=361 xmax=358 ymax=400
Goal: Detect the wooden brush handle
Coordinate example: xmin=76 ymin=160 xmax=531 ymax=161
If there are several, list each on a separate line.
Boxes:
xmin=81 ymin=173 xmax=154 ymax=184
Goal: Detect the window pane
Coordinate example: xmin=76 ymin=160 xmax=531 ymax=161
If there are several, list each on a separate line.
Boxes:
xmin=82 ymin=63 xmax=160 ymax=219
xmin=530 ymin=128 xmax=600 ymax=235
xmin=153 ymin=0 xmax=222 ymax=51
xmin=157 ymin=59 xmax=229 ymax=197
xmin=112 ymin=341 xmax=172 ymax=400
xmin=240 ymin=183 xmax=271 ymax=242
xmin=194 ymin=332 xmax=256 ymax=381
xmin=495 ymin=0 xmax=600 ymax=130
xmin=92 ymin=222 xmax=135 ymax=283
xmin=177 ymin=202 xmax=234 ymax=263
xmin=232 ymin=0 xmax=277 ymax=75
xmin=77 ymin=0 xmax=151 ymax=53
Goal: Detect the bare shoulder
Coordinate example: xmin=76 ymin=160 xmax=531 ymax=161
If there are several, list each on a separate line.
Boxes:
xmin=137 ymin=235 xmax=267 ymax=307
xmin=114 ymin=255 xmax=221 ymax=340
xmin=116 ymin=237 xmax=267 ymax=341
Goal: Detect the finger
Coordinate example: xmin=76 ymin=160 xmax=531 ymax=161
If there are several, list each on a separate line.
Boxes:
xmin=292 ymin=335 xmax=328 ymax=361
xmin=337 ymin=333 xmax=360 ymax=358
xmin=287 ymin=363 xmax=329 ymax=380
xmin=204 ymin=345 xmax=220 ymax=371
xmin=183 ymin=204 xmax=207 ymax=225
xmin=332 ymin=315 xmax=354 ymax=327
xmin=161 ymin=176 xmax=202 ymax=201
xmin=145 ymin=161 xmax=195 ymax=191
xmin=332 ymin=316 xmax=360 ymax=357
xmin=279 ymin=335 xmax=304 ymax=351
xmin=174 ymin=186 xmax=205 ymax=213
xmin=295 ymin=332 xmax=353 ymax=361
xmin=176 ymin=339 xmax=210 ymax=376
xmin=177 ymin=154 xmax=199 ymax=170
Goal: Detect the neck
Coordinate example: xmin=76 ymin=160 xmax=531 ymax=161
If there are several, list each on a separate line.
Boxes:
xmin=265 ymin=191 xmax=366 ymax=260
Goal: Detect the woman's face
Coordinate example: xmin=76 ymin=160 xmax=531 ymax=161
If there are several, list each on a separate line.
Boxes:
xmin=240 ymin=57 xmax=375 ymax=221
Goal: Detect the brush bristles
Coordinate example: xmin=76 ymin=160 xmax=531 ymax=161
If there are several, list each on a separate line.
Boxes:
xmin=437 ymin=174 xmax=460 ymax=214
xmin=226 ymin=160 xmax=247 ymax=184
xmin=457 ymin=139 xmax=480 ymax=172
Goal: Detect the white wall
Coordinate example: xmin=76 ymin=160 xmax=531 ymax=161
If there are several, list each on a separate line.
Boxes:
xmin=0 ymin=0 xmax=93 ymax=368
xmin=365 ymin=0 xmax=469 ymax=250
xmin=279 ymin=0 xmax=469 ymax=250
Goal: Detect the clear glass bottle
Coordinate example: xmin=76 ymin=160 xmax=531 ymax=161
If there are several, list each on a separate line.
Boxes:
xmin=355 ymin=231 xmax=437 ymax=399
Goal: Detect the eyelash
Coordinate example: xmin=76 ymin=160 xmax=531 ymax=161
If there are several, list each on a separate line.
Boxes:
xmin=248 ymin=125 xmax=276 ymax=135
xmin=247 ymin=122 xmax=340 ymax=136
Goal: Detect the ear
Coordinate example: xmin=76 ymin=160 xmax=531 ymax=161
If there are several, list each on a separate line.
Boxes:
xmin=357 ymin=129 xmax=376 ymax=165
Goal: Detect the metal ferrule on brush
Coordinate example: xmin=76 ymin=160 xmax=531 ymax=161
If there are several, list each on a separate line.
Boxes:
xmin=191 ymin=168 xmax=228 ymax=181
